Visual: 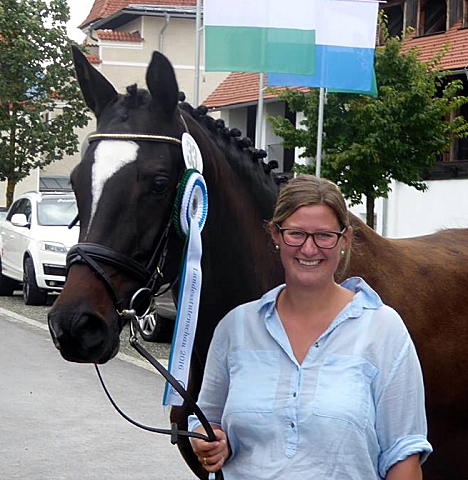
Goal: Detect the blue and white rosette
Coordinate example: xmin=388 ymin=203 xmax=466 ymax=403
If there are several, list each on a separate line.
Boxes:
xmin=163 ymin=170 xmax=208 ymax=406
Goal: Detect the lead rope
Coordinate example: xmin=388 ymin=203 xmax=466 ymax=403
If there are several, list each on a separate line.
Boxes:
xmin=94 ymin=315 xmax=223 ymax=480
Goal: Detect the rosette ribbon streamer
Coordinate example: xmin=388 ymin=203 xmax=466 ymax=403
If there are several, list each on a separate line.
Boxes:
xmin=164 ymin=169 xmax=208 ymax=406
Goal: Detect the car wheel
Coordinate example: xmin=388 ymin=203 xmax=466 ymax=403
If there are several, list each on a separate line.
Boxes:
xmin=23 ymin=257 xmax=48 ymax=306
xmin=0 ymin=260 xmax=18 ymax=296
xmin=138 ymin=311 xmax=174 ymax=343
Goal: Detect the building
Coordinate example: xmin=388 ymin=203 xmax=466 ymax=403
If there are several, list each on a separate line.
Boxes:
xmin=203 ymin=0 xmax=468 ymax=237
xmin=6 ymin=0 xmax=227 ymax=202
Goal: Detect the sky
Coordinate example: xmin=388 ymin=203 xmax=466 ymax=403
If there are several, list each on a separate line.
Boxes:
xmin=66 ymin=0 xmax=95 ymax=43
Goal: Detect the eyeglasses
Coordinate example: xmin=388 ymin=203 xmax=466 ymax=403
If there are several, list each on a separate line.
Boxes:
xmin=276 ymin=224 xmax=347 ymax=249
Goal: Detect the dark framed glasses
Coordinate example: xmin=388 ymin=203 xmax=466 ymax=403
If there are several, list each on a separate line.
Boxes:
xmin=276 ymin=224 xmax=347 ymax=249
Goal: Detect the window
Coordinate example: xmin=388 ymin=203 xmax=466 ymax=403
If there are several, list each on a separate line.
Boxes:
xmin=419 ymin=0 xmax=447 ymax=35
xmin=383 ymin=1 xmax=405 ymax=37
xmin=456 ymin=104 xmax=468 ymax=160
xmin=7 ymin=198 xmax=31 ymax=223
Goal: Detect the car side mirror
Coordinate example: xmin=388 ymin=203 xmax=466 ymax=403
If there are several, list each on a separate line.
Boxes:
xmin=11 ymin=213 xmax=30 ymax=228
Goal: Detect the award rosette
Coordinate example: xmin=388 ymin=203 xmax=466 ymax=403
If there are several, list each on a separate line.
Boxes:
xmin=163 ymin=168 xmax=208 ymax=406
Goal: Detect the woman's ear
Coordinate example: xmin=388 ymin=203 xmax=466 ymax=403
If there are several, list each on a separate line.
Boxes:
xmin=269 ymin=222 xmax=281 ymax=247
xmin=343 ymin=225 xmax=353 ymax=250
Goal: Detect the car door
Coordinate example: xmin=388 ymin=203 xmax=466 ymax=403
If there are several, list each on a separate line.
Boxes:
xmin=2 ymin=198 xmax=32 ymax=279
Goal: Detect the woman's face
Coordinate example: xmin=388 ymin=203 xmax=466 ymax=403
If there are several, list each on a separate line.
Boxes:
xmin=271 ymin=204 xmax=352 ymax=291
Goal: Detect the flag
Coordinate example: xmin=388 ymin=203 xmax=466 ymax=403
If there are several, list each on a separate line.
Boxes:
xmin=268 ymin=0 xmax=379 ymax=94
xmin=204 ymin=0 xmax=317 ymax=75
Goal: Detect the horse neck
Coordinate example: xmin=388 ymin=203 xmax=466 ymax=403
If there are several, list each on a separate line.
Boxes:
xmin=192 ymin=124 xmax=283 ymax=314
xmin=345 ymin=213 xmax=394 ymax=281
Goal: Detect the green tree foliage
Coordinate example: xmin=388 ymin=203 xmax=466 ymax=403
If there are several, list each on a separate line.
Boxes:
xmin=269 ymin=25 xmax=468 ymax=228
xmin=0 ymin=0 xmax=89 ymax=205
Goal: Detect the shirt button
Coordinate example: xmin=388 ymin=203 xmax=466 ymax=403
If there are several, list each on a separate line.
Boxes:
xmin=314 ymin=342 xmax=319 ymax=348
xmin=290 ymin=422 xmax=295 ymax=428
xmin=293 ymin=392 xmax=297 ymax=398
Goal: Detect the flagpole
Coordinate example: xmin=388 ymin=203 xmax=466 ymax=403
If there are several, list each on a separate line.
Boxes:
xmin=315 ymin=87 xmax=325 ymax=178
xmin=194 ymin=0 xmax=202 ymax=107
xmin=255 ymin=73 xmax=265 ymax=149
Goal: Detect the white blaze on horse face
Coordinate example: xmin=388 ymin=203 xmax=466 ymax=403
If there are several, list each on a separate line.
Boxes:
xmin=89 ymin=140 xmax=139 ymax=229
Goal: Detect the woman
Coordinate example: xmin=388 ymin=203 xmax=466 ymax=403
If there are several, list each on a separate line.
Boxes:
xmin=189 ymin=175 xmax=432 ymax=479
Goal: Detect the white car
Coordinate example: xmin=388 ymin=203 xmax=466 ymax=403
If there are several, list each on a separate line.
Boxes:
xmin=0 ymin=191 xmax=79 ymax=305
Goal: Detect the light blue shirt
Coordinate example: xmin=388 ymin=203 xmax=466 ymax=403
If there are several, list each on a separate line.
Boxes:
xmin=188 ymin=277 xmax=432 ymax=479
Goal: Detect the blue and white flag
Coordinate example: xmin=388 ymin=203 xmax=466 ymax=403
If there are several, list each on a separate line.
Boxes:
xmin=268 ymin=0 xmax=379 ymax=94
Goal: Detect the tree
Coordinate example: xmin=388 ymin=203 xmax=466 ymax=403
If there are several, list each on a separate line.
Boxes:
xmin=269 ymin=24 xmax=468 ymax=228
xmin=0 ymin=0 xmax=89 ymax=206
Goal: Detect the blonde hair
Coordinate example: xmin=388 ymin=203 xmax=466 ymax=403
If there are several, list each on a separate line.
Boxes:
xmin=270 ymin=175 xmax=351 ymax=276
xmin=272 ymin=175 xmax=349 ymax=228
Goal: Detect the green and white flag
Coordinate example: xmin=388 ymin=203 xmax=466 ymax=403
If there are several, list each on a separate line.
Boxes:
xmin=204 ymin=0 xmax=317 ymax=75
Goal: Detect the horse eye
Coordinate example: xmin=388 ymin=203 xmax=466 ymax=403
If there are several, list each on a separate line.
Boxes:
xmin=151 ymin=176 xmax=169 ymax=193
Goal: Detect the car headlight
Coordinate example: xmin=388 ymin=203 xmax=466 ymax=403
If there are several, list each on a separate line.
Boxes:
xmin=40 ymin=242 xmax=68 ymax=253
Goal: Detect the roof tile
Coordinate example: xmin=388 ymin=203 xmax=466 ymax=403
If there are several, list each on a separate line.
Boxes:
xmin=203 ymin=73 xmax=308 ymax=109
xmin=80 ymin=0 xmax=196 ymax=28
xmin=402 ymin=20 xmax=468 ymax=71
xmin=95 ymin=29 xmax=143 ymax=42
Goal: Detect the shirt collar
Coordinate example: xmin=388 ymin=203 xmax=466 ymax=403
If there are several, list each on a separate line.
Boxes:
xmin=258 ymin=277 xmax=382 ymax=319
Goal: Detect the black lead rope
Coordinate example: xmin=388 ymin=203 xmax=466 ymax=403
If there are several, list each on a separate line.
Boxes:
xmin=95 ymin=316 xmax=223 ymax=480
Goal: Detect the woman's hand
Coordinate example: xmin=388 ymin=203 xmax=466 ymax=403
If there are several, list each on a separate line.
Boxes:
xmin=191 ymin=425 xmax=230 ymax=473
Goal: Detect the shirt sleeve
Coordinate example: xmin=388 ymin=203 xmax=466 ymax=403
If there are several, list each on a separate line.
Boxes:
xmin=187 ymin=317 xmax=231 ymax=445
xmin=375 ymin=329 xmax=433 ymax=478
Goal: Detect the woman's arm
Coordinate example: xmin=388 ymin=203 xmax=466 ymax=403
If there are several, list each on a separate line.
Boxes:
xmin=386 ymin=454 xmax=422 ymax=480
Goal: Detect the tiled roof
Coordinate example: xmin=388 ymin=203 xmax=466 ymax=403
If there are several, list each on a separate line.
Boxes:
xmin=86 ymin=54 xmax=102 ymax=65
xmin=201 ymin=73 xmax=310 ymax=109
xmin=203 ymin=73 xmax=270 ymax=109
xmin=80 ymin=0 xmax=197 ymax=28
xmin=94 ymin=29 xmax=143 ymax=42
xmin=402 ymin=21 xmax=468 ymax=71
xmin=205 ymin=22 xmax=468 ymax=110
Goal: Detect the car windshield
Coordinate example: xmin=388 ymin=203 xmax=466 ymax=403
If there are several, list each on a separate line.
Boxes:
xmin=37 ymin=197 xmax=78 ymax=226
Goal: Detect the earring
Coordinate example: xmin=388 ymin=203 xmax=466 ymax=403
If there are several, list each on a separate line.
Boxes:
xmin=341 ymin=250 xmax=345 ymax=255
xmin=275 ymin=245 xmax=280 ymax=251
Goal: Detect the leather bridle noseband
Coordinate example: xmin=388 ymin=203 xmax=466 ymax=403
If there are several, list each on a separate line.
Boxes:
xmin=67 ymin=131 xmax=222 ymax=478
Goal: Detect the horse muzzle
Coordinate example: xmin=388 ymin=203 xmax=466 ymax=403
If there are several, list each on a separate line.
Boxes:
xmin=48 ymin=309 xmax=119 ymax=364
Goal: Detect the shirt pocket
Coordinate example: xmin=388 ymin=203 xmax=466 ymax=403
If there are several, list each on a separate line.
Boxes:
xmin=312 ymin=354 xmax=377 ymax=430
xmin=226 ymin=350 xmax=280 ymax=414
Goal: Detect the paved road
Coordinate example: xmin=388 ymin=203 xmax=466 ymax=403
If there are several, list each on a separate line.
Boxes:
xmin=0 ymin=300 xmax=198 ymax=480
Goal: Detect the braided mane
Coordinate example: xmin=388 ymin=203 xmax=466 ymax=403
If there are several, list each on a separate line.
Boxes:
xmin=120 ymin=86 xmax=286 ymax=219
xmin=179 ymin=100 xmax=287 ymax=219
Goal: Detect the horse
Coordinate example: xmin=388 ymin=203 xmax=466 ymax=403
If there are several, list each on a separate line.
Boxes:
xmin=345 ymin=220 xmax=468 ymax=479
xmin=48 ymin=47 xmax=468 ymax=480
xmin=48 ymin=46 xmax=284 ymax=479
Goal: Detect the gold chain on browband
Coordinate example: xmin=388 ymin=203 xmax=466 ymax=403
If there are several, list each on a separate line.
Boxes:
xmin=87 ymin=133 xmax=182 ymax=145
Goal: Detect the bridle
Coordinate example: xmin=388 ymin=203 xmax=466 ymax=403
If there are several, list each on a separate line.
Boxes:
xmin=67 ymin=132 xmax=184 ymax=317
xmin=66 ymin=131 xmax=223 ymax=479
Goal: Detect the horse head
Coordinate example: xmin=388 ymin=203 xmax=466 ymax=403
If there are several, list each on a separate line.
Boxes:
xmin=48 ymin=46 xmax=187 ymax=363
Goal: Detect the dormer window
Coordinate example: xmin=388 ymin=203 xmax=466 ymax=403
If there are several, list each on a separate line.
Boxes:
xmin=419 ymin=0 xmax=447 ymax=35
xmin=383 ymin=1 xmax=405 ymax=37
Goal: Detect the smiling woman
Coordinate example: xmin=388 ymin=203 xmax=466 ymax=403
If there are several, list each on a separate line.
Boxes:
xmin=189 ymin=175 xmax=432 ymax=480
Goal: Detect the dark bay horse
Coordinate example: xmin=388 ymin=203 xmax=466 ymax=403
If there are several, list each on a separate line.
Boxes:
xmin=345 ymin=220 xmax=468 ymax=480
xmin=48 ymin=46 xmax=284 ymax=479
xmin=48 ymin=47 xmax=467 ymax=480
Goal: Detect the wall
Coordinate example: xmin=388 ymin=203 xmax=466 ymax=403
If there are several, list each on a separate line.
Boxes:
xmin=349 ymin=178 xmax=468 ymax=238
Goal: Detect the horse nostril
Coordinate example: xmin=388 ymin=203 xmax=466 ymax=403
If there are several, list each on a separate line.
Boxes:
xmin=48 ymin=317 xmax=61 ymax=348
xmin=71 ymin=313 xmax=109 ymax=351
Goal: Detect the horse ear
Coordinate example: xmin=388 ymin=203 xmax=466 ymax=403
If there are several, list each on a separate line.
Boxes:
xmin=146 ymin=51 xmax=179 ymax=117
xmin=71 ymin=45 xmax=117 ymax=116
